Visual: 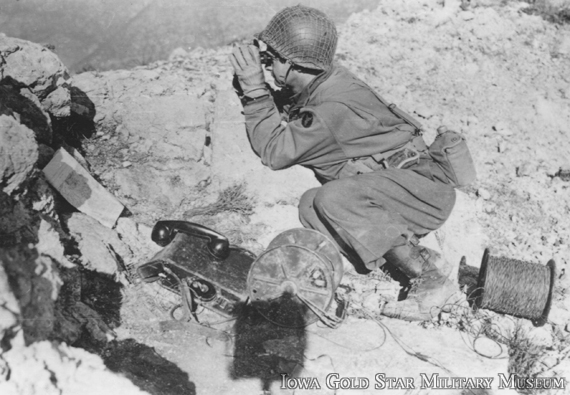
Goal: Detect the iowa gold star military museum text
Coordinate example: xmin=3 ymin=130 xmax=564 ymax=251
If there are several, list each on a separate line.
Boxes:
xmin=280 ymin=373 xmax=566 ymax=391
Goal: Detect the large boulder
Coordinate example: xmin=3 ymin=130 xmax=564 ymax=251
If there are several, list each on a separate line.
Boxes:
xmin=0 ymin=114 xmax=38 ymax=194
xmin=0 ymin=34 xmax=120 ymax=354
xmin=0 ymin=34 xmax=71 ymax=117
xmin=0 ymin=84 xmax=52 ymax=145
xmin=64 ymin=212 xmax=133 ymax=275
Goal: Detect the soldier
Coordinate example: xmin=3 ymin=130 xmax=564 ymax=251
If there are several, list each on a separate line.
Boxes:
xmin=229 ymin=5 xmax=459 ymax=321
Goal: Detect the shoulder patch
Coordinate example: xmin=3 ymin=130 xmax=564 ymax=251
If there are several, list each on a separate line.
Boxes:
xmin=301 ymin=112 xmax=314 ymax=128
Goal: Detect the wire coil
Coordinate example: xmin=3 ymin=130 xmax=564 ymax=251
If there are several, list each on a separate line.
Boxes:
xmin=475 ymin=249 xmax=556 ymax=327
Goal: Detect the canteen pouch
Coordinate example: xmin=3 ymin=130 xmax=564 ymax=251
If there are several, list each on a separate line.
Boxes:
xmin=428 ymin=128 xmax=477 ymax=188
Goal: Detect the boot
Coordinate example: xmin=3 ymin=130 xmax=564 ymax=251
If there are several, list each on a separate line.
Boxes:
xmin=380 ymin=245 xmax=458 ymax=321
xmin=383 ymin=243 xmax=436 ymax=279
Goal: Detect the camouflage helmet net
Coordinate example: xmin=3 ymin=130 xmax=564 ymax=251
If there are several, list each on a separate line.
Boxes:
xmin=259 ymin=5 xmax=338 ymax=71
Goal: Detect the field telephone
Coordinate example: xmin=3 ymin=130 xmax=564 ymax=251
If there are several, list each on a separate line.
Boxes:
xmin=137 ymin=221 xmax=346 ymax=328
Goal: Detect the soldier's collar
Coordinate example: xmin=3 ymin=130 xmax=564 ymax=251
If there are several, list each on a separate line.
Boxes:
xmin=291 ymin=65 xmax=334 ymax=107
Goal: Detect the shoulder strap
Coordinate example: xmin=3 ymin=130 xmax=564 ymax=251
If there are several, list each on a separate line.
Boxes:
xmin=373 ymin=91 xmax=424 ymax=135
xmin=359 ymin=80 xmax=424 ymax=134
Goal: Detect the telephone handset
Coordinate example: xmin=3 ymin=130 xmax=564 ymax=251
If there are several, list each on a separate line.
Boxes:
xmin=151 ymin=220 xmax=230 ymax=260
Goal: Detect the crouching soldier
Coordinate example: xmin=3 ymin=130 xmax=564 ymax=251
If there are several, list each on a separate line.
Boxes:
xmin=229 ymin=5 xmax=459 ymax=321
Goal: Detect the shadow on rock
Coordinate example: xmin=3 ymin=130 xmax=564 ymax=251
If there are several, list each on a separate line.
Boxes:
xmin=51 ymin=85 xmax=96 ymax=150
xmin=232 ymin=298 xmax=307 ymax=393
xmin=52 ymin=267 xmax=121 ymax=349
xmin=101 ymin=339 xmax=196 ymax=395
xmin=0 ymin=78 xmax=52 ymax=145
xmin=61 ymin=268 xmax=196 ymax=395
xmin=0 ymin=245 xmax=55 ymax=346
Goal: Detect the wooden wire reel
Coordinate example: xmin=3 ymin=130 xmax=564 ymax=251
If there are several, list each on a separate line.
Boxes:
xmin=247 ymin=229 xmax=343 ymax=327
xmin=475 ymin=248 xmax=556 ymax=326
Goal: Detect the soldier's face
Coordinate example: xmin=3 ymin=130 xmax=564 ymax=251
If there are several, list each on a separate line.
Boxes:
xmin=267 ymin=58 xmax=291 ymax=88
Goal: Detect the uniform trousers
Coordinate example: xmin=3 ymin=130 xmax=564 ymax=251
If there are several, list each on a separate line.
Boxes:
xmin=298 ymin=167 xmax=456 ymax=270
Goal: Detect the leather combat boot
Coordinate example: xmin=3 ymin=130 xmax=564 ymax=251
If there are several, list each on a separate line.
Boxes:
xmin=380 ymin=245 xmax=459 ymax=321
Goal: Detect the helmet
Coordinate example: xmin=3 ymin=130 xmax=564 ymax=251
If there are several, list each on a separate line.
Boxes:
xmin=259 ymin=5 xmax=338 ymax=71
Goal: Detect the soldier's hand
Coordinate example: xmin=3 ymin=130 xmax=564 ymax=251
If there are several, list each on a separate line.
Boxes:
xmin=229 ymin=45 xmax=266 ymax=97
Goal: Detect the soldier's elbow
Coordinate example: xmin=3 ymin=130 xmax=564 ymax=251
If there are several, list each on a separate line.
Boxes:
xmin=262 ymin=155 xmax=293 ymax=171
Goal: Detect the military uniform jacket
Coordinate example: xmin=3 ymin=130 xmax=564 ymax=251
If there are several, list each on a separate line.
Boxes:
xmin=243 ymin=65 xmax=418 ymax=182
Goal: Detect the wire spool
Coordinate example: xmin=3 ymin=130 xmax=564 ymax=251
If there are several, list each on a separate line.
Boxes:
xmin=475 ymin=248 xmax=556 ymax=327
xmin=247 ymin=229 xmax=343 ymax=328
xmin=267 ymin=228 xmax=344 ymax=289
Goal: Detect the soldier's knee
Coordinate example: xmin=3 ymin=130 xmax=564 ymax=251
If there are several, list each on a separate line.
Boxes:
xmin=313 ymin=180 xmax=353 ymax=213
xmin=298 ymin=187 xmax=320 ymax=222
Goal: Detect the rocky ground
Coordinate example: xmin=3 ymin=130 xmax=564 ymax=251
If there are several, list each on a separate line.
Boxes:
xmin=1 ymin=0 xmax=570 ymax=394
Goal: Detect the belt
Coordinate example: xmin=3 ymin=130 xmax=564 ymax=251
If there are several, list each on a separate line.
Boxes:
xmin=339 ymin=135 xmax=428 ymax=178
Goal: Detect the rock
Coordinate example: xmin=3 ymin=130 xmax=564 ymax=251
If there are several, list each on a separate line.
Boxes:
xmin=414 ymin=104 xmax=435 ymax=119
xmin=0 ymin=84 xmax=52 ymax=145
xmin=477 ymin=188 xmax=491 ymax=200
xmin=493 ymin=121 xmax=514 ymax=137
xmin=460 ymin=11 xmax=475 ymax=21
xmin=516 ymin=161 xmax=534 ymax=177
xmin=0 ymin=36 xmax=69 ymax=100
xmin=0 ymin=262 xmax=20 ymax=346
xmin=169 ymin=47 xmax=189 ymax=60
xmin=493 ymin=121 xmax=509 ymax=132
xmin=0 ymin=341 xmax=149 ymax=395
xmin=0 ymin=191 xmax=34 ymax=246
xmin=37 ymin=144 xmax=55 ymax=169
xmin=555 ymin=33 xmax=570 ymax=56
xmin=36 ymin=218 xmax=73 ymax=268
xmin=497 ymin=141 xmax=508 ymax=152
xmin=114 ymin=217 xmax=161 ymax=265
xmin=466 ymin=116 xmax=479 ymax=126
xmin=484 ymin=201 xmax=496 ymax=213
xmin=112 ymin=161 xmax=209 ymax=220
xmin=563 ymin=297 xmax=570 ymax=314
xmin=0 ymin=244 xmax=61 ymax=344
xmin=0 ymin=114 xmax=39 ymax=194
xmin=29 ymin=177 xmax=57 ymax=218
xmin=42 ymin=148 xmax=124 ymax=229
xmin=497 ymin=128 xmax=513 ymax=136
xmin=548 ymin=306 xmax=570 ymax=328
xmin=362 ymin=292 xmax=383 ymax=313
xmin=0 ymin=35 xmax=72 ymax=117
xmin=538 ymin=352 xmax=559 ymax=370
xmin=527 ymin=325 xmax=554 ymax=348
xmin=68 ymin=85 xmax=96 ymax=120
xmin=65 ymin=213 xmax=132 ymax=275
xmin=556 ymin=166 xmax=570 ymax=182
xmin=41 ymin=85 xmax=72 ymax=118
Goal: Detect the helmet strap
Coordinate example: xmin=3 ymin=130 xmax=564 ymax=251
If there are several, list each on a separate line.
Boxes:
xmin=283 ymin=62 xmax=294 ymax=86
xmin=273 ymin=61 xmax=293 ymax=88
